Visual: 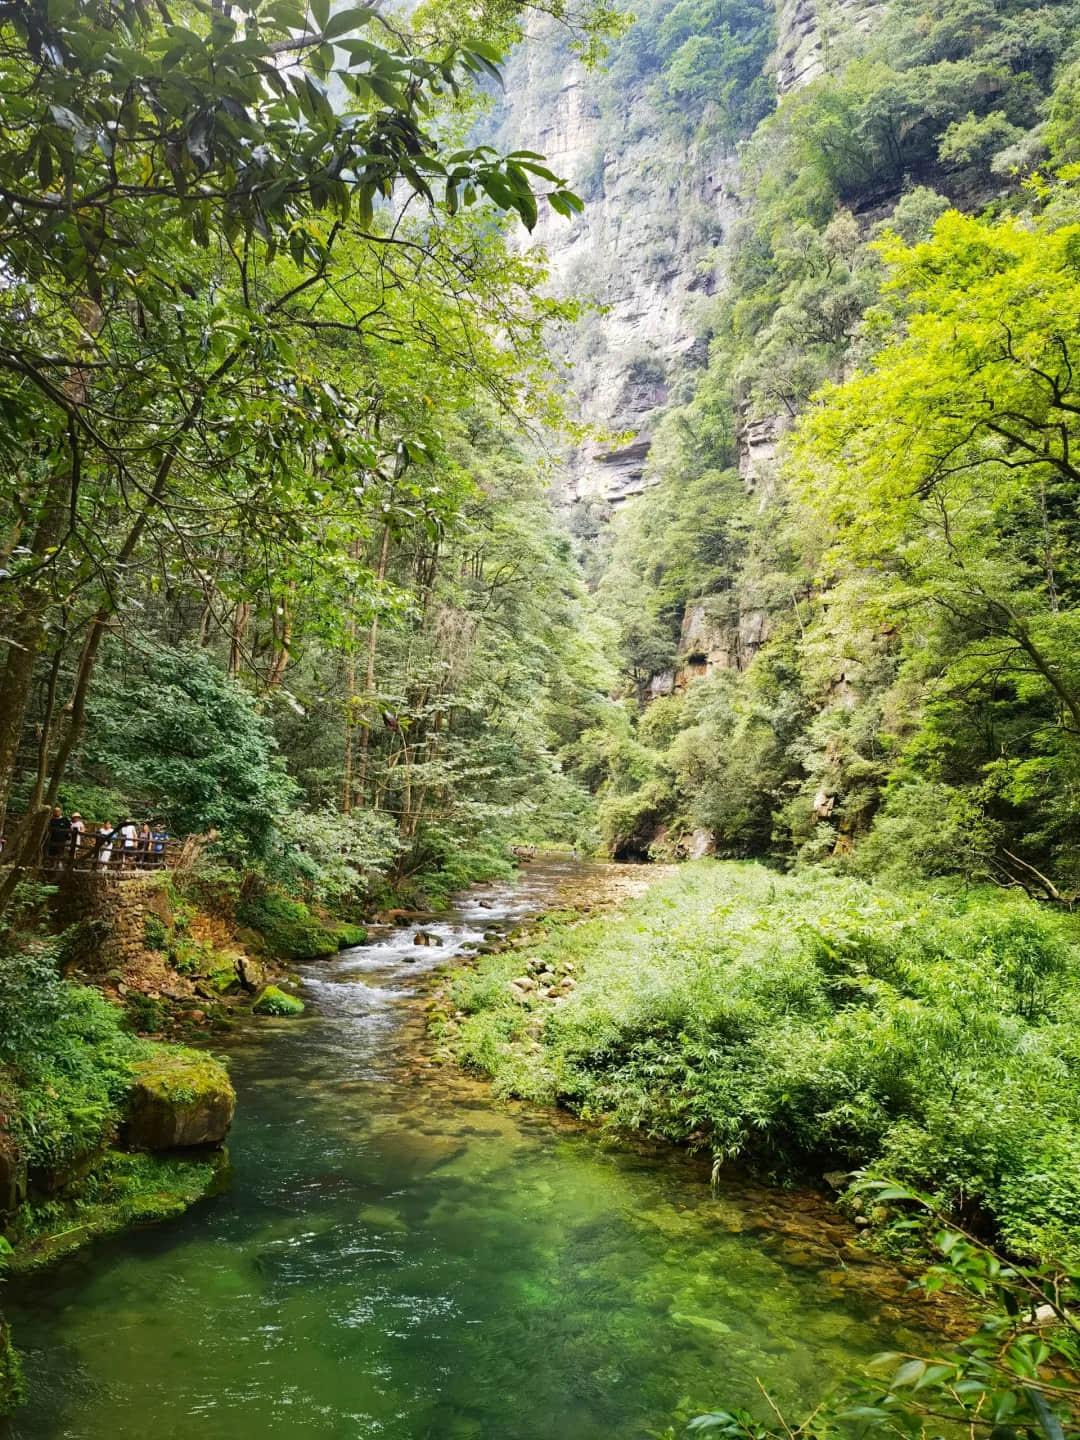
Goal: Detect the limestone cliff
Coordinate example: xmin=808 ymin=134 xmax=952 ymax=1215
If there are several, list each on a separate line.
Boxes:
xmin=495 ymin=0 xmax=885 ymax=511
xmin=495 ymin=27 xmax=742 ymax=503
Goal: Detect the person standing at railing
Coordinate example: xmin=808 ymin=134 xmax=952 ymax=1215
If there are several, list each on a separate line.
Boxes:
xmin=136 ymin=822 xmax=152 ymax=868
xmin=119 ymin=819 xmax=138 ymax=866
xmin=151 ymin=823 xmax=168 ymax=869
xmin=45 ymin=807 xmax=71 ymax=867
xmin=96 ymin=822 xmax=117 ymax=869
xmin=70 ymin=813 xmax=85 ymax=863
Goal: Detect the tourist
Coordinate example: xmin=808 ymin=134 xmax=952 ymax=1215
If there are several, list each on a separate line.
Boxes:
xmin=96 ymin=821 xmax=116 ymax=869
xmin=151 ymin=822 xmax=168 ymax=868
xmin=45 ymin=806 xmax=71 ymax=867
xmin=70 ymin=812 xmax=86 ymax=863
xmin=119 ymin=818 xmax=138 ymax=865
xmin=136 ymin=822 xmax=152 ymax=868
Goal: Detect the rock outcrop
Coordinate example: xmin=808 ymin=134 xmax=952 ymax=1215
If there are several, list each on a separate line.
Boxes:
xmin=125 ymin=1050 xmax=235 ymax=1150
xmin=773 ymin=0 xmax=885 ymax=95
xmin=674 ymin=596 xmax=771 ymax=682
xmin=0 ymin=1129 xmax=24 ymax=1218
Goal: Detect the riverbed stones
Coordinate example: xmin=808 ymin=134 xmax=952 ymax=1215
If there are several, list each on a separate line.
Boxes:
xmin=125 ymin=1051 xmax=235 ymax=1150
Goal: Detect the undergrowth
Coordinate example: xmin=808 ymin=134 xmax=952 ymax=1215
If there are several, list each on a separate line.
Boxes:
xmin=0 ymin=945 xmax=150 ymax=1173
xmin=446 ymin=861 xmax=1080 ymax=1262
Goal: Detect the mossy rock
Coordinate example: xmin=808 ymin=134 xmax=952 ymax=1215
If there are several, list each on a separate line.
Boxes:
xmin=236 ymin=891 xmax=340 ymax=960
xmin=203 ymin=959 xmax=241 ymax=995
xmin=0 ymin=1312 xmax=24 ymax=1417
xmin=125 ymin=1048 xmax=235 ymax=1150
xmin=252 ymin=985 xmax=305 ymax=1017
xmin=336 ymin=924 xmax=368 ymax=948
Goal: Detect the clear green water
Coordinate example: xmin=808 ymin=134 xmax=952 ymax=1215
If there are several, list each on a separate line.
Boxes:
xmin=6 ymin=861 xmax=929 ymax=1439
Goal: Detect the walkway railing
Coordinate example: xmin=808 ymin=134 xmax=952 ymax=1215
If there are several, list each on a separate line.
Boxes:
xmin=0 ymin=819 xmax=190 ymax=876
xmin=38 ymin=832 xmax=185 ymax=874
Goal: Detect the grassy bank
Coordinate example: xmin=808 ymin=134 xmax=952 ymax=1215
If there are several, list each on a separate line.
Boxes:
xmin=440 ymin=861 xmax=1080 ymax=1262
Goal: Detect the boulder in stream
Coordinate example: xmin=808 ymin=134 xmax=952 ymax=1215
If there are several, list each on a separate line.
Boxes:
xmin=126 ymin=1050 xmax=235 ymax=1150
xmin=253 ymin=985 xmax=305 ymax=1017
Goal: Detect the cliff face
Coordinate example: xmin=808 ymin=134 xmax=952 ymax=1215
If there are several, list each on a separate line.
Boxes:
xmin=773 ymin=0 xmax=884 ymax=93
xmin=499 ymin=0 xmax=884 ymax=508
xmin=498 ymin=34 xmax=742 ymax=503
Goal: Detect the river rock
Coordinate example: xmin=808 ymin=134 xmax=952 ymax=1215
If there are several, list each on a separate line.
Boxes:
xmin=125 ymin=1051 xmax=235 ymax=1150
xmin=511 ymin=976 xmax=537 ymax=992
xmin=670 ymin=1310 xmax=732 ymax=1338
xmin=237 ymin=955 xmax=265 ymax=992
xmin=414 ymin=931 xmax=442 ymax=946
xmin=253 ymin=985 xmax=305 ymax=1016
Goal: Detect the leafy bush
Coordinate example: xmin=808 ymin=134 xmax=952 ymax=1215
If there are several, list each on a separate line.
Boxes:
xmin=447 ymin=861 xmax=1080 ymax=1259
xmin=123 ymin=992 xmax=167 ymax=1034
xmin=263 ymin=806 xmax=400 ymax=906
xmin=143 ymin=915 xmax=169 ymax=952
xmin=82 ymin=642 xmax=298 ymax=853
xmin=681 ymin=1184 xmax=1080 ymax=1440
xmin=0 ymin=944 xmax=147 ymax=1171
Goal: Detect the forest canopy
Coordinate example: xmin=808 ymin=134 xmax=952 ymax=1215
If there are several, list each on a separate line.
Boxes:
xmin=0 ymin=0 xmax=610 ymax=906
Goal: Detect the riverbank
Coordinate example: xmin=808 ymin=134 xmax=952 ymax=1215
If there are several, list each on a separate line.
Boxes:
xmin=2 ymin=855 xmax=968 ymax=1439
xmin=436 ymin=859 xmax=1080 ymax=1266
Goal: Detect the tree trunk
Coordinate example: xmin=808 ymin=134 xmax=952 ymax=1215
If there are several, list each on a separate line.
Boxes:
xmin=0 ymin=472 xmax=70 ymax=836
xmin=355 ymin=520 xmax=391 ymax=808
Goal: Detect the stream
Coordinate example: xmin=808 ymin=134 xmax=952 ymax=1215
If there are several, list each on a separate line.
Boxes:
xmin=7 ymin=856 xmax=939 ymax=1439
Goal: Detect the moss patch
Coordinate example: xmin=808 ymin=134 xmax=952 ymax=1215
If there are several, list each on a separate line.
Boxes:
xmin=336 ymin=924 xmax=368 ymax=948
xmin=5 ymin=1149 xmax=225 ymax=1273
xmin=252 ymin=985 xmax=305 ymax=1017
xmin=0 ymin=1310 xmax=24 ymax=1416
xmin=237 ymin=891 xmax=340 ymax=961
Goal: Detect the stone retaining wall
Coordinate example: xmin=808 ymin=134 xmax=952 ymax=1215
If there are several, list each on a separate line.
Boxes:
xmin=50 ymin=870 xmax=173 ymax=972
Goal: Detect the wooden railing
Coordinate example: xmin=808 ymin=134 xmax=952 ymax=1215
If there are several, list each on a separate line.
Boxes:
xmin=13 ymin=830 xmax=187 ymax=875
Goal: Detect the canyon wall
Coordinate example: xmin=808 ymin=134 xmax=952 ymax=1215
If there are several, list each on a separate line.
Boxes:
xmin=496 ymin=0 xmax=882 ymax=508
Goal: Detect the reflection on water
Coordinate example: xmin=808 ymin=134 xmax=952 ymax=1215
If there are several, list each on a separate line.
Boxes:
xmin=7 ymin=856 xmax=930 ymax=1440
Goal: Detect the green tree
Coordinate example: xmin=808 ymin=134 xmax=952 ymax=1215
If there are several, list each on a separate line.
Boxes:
xmin=793 ymin=200 xmax=1080 ymax=890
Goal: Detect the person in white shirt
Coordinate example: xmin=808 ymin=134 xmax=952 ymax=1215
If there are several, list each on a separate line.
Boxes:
xmin=120 ymin=819 xmax=138 ymax=865
xmin=96 ymin=822 xmax=116 ymax=868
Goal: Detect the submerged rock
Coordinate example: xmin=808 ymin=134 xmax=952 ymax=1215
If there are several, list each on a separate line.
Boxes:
xmin=126 ymin=1050 xmax=236 ymax=1150
xmin=253 ymin=985 xmax=305 ymax=1017
xmin=670 ymin=1310 xmax=733 ymax=1338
